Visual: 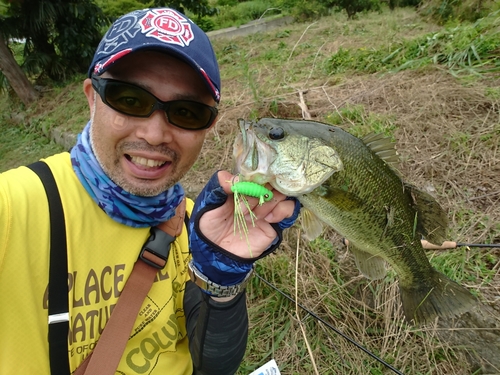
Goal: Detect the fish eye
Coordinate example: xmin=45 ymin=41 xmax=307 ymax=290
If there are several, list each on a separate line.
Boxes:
xmin=269 ymin=127 xmax=285 ymax=140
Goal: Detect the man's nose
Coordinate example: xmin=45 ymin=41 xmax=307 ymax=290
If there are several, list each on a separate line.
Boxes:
xmin=135 ymin=110 xmax=174 ymax=145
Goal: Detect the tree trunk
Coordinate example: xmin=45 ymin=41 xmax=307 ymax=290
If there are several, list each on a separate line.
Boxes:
xmin=0 ymin=34 xmax=38 ymax=106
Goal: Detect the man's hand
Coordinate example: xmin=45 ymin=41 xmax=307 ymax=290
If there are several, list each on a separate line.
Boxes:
xmin=188 ymin=170 xmax=300 ymax=295
xmin=198 ymin=171 xmax=297 ymax=259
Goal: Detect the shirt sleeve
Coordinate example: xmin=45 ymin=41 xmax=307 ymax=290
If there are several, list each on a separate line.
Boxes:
xmin=183 ymin=280 xmax=248 ymax=375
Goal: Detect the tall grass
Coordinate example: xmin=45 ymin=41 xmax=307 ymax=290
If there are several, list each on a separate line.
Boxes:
xmin=238 ymin=229 xmax=480 ymax=374
xmin=1 ymin=6 xmax=499 ymax=373
xmin=207 ymin=0 xmax=283 ymax=29
xmin=325 ymin=10 xmax=500 ymax=77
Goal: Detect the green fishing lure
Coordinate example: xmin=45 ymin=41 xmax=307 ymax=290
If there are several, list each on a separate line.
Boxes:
xmin=231 ymin=181 xmax=273 ymax=257
xmin=231 ymin=181 xmax=273 ymax=204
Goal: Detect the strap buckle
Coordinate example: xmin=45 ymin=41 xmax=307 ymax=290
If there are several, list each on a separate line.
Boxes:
xmin=139 ymin=227 xmax=176 ymax=269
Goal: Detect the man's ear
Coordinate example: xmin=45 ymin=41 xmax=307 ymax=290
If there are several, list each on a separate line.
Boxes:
xmin=83 ymin=78 xmax=95 ymax=118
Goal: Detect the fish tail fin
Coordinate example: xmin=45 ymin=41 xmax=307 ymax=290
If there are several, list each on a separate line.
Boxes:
xmin=399 ymin=270 xmax=477 ymax=324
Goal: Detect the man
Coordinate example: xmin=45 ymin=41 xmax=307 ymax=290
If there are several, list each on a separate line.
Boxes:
xmin=0 ymin=8 xmax=299 ymax=375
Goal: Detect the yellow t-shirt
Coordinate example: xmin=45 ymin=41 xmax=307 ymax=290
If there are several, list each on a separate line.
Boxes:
xmin=0 ymin=153 xmax=194 ymax=374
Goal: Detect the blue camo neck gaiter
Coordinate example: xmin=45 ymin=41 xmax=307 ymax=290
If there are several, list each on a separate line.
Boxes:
xmin=70 ymin=121 xmax=184 ymax=228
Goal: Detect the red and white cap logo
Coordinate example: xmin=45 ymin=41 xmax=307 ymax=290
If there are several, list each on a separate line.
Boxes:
xmin=140 ymin=9 xmax=194 ymax=47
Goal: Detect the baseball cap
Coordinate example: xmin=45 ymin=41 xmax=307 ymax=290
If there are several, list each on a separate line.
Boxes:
xmin=88 ymin=8 xmax=221 ymax=102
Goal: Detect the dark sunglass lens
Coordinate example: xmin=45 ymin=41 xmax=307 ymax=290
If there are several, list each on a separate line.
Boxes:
xmin=105 ymin=83 xmax=155 ymax=116
xmin=168 ymin=101 xmax=212 ymax=129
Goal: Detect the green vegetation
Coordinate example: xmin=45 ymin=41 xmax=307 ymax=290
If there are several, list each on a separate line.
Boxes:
xmin=95 ymin=0 xmax=216 ymax=21
xmin=1 ymin=0 xmax=496 ymax=89
xmin=205 ymin=0 xmax=283 ymax=29
xmin=324 ymin=10 xmax=500 ymax=76
xmin=325 ymin=105 xmax=397 ymax=138
xmin=419 ymin=0 xmax=499 ymax=24
xmin=0 ymin=118 xmax=64 ymax=171
xmin=1 ymin=0 xmax=108 ymax=81
xmin=1 ymin=4 xmax=499 ymax=374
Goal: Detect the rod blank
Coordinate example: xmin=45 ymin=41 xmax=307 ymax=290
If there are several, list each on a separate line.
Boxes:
xmin=342 ymin=238 xmax=500 ymax=249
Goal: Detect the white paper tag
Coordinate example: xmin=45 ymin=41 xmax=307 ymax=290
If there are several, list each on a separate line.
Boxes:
xmin=249 ymin=359 xmax=281 ymax=375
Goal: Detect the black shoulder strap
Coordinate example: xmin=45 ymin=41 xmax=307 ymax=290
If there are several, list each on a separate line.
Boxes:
xmin=28 ymin=161 xmax=70 ymax=375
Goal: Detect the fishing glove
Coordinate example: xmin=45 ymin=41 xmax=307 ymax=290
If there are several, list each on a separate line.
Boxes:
xmin=189 ymin=172 xmax=300 ymax=289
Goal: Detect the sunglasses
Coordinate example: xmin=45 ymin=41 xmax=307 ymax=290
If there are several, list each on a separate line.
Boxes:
xmin=91 ymin=76 xmax=218 ymax=130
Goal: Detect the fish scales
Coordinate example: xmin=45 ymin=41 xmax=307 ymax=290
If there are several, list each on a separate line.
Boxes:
xmin=300 ymin=130 xmax=431 ymax=286
xmin=233 ymin=117 xmax=477 ymax=324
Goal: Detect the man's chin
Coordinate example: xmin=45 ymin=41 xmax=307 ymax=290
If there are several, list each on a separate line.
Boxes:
xmin=114 ymin=176 xmax=176 ymax=197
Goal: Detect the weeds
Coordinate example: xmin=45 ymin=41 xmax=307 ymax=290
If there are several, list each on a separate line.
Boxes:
xmin=0 ymin=121 xmax=64 ymax=171
xmin=209 ymin=0 xmax=283 ymax=29
xmin=2 ymin=6 xmax=499 ymax=374
xmin=325 ymin=105 xmax=397 ymax=139
xmin=324 ymin=10 xmax=500 ymax=77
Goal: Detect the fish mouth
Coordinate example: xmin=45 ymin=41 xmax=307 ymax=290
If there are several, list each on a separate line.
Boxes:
xmin=233 ymin=119 xmax=275 ymax=185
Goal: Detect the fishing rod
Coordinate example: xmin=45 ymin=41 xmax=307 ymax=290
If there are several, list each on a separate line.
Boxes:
xmin=420 ymin=240 xmax=500 ymax=249
xmin=342 ymin=238 xmax=500 ymax=250
xmin=255 ymin=273 xmax=406 ymax=375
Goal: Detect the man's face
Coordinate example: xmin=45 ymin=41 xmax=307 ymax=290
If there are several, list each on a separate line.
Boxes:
xmin=83 ymin=51 xmax=217 ymax=196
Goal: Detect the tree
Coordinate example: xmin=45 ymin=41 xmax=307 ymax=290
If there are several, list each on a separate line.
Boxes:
xmin=0 ymin=33 xmax=38 ymax=106
xmin=328 ymin=0 xmax=381 ymax=19
xmin=97 ymin=0 xmax=217 ymax=22
xmin=0 ymin=0 xmax=108 ymax=82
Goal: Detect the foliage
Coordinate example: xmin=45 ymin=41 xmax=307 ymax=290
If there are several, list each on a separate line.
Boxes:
xmin=325 ymin=10 xmax=500 ymax=76
xmin=96 ymin=0 xmax=217 ymax=21
xmin=0 ymin=0 xmax=108 ymax=82
xmin=324 ymin=105 xmax=397 ymax=138
xmin=0 ymin=88 xmax=66 ymax=171
xmin=152 ymin=0 xmax=218 ymax=18
xmin=0 ymin=120 xmax=65 ymax=171
xmin=211 ymin=0 xmax=282 ymax=29
xmin=328 ymin=0 xmax=382 ymax=19
xmin=2 ymin=7 xmax=500 ymax=373
xmin=418 ymin=0 xmax=499 ymax=24
xmin=95 ymin=0 xmax=153 ymax=21
xmin=275 ymin=0 xmax=382 ymax=20
xmin=388 ymin=0 xmax=422 ymax=10
xmin=276 ymin=0 xmax=330 ymax=21
xmin=0 ymin=1 xmax=7 ymax=15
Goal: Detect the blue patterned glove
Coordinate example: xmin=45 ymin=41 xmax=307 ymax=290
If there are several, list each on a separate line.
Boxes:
xmin=188 ymin=172 xmax=300 ymax=289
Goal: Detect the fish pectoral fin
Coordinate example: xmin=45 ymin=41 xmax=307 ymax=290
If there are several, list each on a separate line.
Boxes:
xmin=404 ymin=183 xmax=448 ymax=244
xmin=300 ymin=208 xmax=324 ymax=241
xmin=349 ymin=243 xmax=387 ymax=280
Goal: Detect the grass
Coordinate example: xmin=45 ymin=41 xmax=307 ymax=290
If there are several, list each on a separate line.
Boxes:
xmin=1 ymin=5 xmax=500 ymax=374
xmin=0 ymin=118 xmax=64 ymax=171
xmin=321 ymin=10 xmax=500 ymax=77
xmin=324 ymin=104 xmax=398 ymax=139
xmin=206 ymin=0 xmax=283 ymax=30
xmin=210 ymin=7 xmax=443 ymax=118
xmin=0 ymin=76 xmax=88 ymax=167
xmin=208 ymin=7 xmax=500 ymax=374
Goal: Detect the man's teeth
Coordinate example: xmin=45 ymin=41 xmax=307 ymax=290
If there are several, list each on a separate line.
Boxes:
xmin=130 ymin=156 xmax=166 ymax=167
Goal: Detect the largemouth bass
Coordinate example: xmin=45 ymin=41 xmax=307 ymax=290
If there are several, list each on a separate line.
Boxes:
xmin=233 ymin=117 xmax=476 ymax=324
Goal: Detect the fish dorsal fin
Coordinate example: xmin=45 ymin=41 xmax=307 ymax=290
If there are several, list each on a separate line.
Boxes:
xmin=362 ymin=133 xmax=401 ymax=172
xmin=349 ymin=242 xmax=387 ymax=280
xmin=300 ymin=207 xmax=324 ymax=241
xmin=404 ymin=183 xmax=448 ymax=244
